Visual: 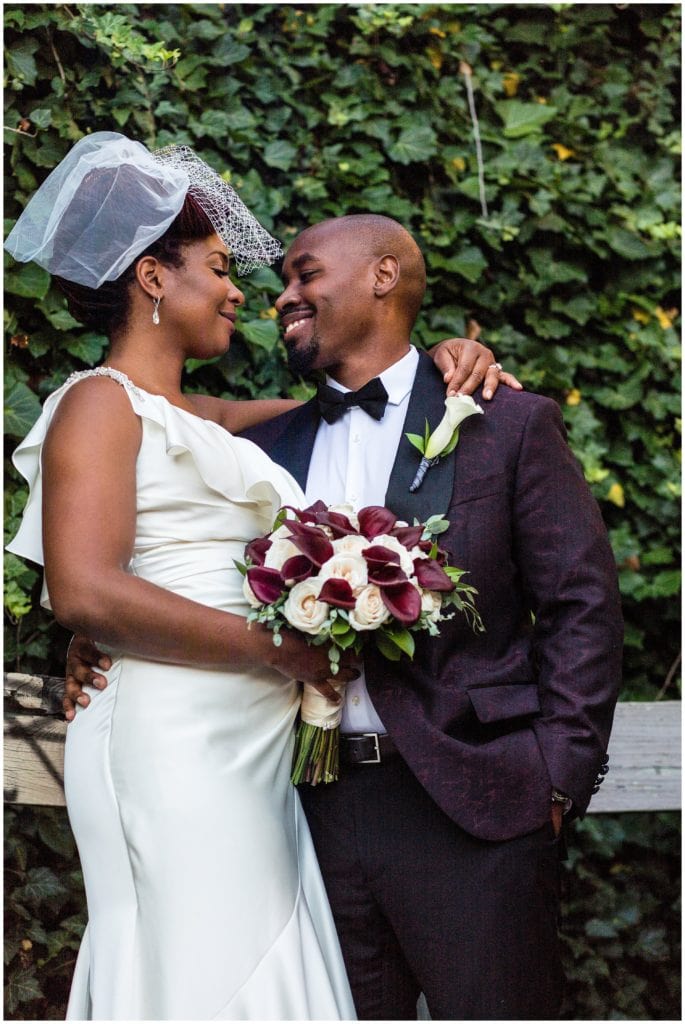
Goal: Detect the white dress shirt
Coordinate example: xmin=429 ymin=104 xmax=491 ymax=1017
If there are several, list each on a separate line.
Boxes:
xmin=305 ymin=346 xmax=420 ymax=733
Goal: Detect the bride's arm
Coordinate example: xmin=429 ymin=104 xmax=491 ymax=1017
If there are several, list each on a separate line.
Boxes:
xmin=42 ymin=378 xmax=345 ymax=690
xmin=188 ymin=393 xmax=302 ymax=432
xmin=188 ymin=336 xmax=522 ymax=432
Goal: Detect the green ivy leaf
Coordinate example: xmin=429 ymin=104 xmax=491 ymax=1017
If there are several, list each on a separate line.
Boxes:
xmin=5 ymin=39 xmax=39 ymax=86
xmin=263 ymin=140 xmax=298 ymax=171
xmin=64 ymin=333 xmax=107 ymax=365
xmin=494 ymin=100 xmax=557 ymax=138
xmin=4 ymin=968 xmax=43 ymax=1014
xmin=388 ymin=125 xmax=438 ymax=164
xmin=238 ymin=318 xmax=280 ymax=352
xmin=4 ymin=263 xmax=51 ymax=300
xmin=4 ymin=381 xmax=42 ymax=438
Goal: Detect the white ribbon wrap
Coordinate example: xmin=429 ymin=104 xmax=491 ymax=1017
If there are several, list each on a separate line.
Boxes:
xmin=300 ymin=681 xmax=347 ymax=730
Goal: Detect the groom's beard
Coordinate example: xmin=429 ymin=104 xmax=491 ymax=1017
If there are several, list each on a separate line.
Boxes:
xmin=285 ymin=335 xmax=320 ymax=378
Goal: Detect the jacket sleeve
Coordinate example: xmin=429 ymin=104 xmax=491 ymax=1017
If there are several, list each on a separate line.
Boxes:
xmin=512 ymin=397 xmax=623 ymax=814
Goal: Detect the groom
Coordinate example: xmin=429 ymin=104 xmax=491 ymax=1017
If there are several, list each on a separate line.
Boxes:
xmin=240 ymin=215 xmax=623 ymax=1020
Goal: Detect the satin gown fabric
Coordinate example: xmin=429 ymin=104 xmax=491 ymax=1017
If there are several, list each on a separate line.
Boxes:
xmin=8 ymin=369 xmax=355 ymax=1021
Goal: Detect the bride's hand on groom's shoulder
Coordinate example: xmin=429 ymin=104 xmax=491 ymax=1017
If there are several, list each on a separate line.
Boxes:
xmin=429 ymin=335 xmax=523 ymax=400
xmin=63 ymin=635 xmax=111 ymax=720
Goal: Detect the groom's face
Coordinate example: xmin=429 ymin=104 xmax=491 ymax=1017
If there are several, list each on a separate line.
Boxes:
xmin=276 ymin=224 xmax=377 ymax=378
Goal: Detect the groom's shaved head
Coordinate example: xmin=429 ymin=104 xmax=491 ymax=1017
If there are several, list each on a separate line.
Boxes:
xmin=294 ymin=214 xmax=427 ymax=327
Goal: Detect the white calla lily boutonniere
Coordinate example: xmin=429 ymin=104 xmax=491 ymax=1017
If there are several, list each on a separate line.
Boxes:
xmin=407 ymin=394 xmax=484 ymax=492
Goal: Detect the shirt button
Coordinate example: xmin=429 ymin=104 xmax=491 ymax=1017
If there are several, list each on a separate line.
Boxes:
xmin=351 ymin=696 xmax=360 ymax=705
xmin=352 ymin=433 xmax=360 ymax=443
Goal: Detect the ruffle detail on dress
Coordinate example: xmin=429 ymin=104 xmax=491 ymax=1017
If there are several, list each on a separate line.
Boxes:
xmin=7 ymin=371 xmax=305 ymax=573
xmin=138 ymin=392 xmax=303 ymax=523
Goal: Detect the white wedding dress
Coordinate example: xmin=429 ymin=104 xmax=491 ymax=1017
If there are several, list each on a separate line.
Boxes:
xmin=8 ymin=369 xmax=355 ymax=1021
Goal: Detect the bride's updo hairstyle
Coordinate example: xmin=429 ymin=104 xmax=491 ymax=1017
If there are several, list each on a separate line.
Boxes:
xmin=55 ymin=191 xmax=215 ymax=336
xmin=5 ymin=131 xmax=283 ymax=337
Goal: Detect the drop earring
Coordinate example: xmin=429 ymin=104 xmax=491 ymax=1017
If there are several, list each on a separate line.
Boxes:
xmin=152 ymin=296 xmax=161 ymax=326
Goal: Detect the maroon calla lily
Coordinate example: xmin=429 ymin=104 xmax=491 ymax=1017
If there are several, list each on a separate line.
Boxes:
xmin=362 ymin=545 xmax=401 ymax=568
xmin=246 ymin=566 xmax=285 ymax=604
xmin=367 ymin=563 xmax=408 ymax=587
xmin=314 ymin=510 xmax=358 ymax=537
xmin=297 ymin=500 xmax=328 ymax=523
xmin=413 ymin=558 xmax=455 ymax=592
xmin=319 ymin=578 xmax=357 ymax=609
xmin=380 ymin=582 xmax=422 ymax=624
xmin=244 ymin=537 xmax=272 ymax=566
xmin=358 ymin=505 xmax=398 ymax=539
xmin=281 ymin=555 xmax=316 ymax=583
xmin=284 ymin=520 xmax=334 ymax=566
xmin=390 ymin=525 xmax=424 ymax=549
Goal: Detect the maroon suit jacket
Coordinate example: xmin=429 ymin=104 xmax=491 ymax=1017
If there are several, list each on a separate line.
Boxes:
xmin=242 ymin=352 xmax=623 ymax=841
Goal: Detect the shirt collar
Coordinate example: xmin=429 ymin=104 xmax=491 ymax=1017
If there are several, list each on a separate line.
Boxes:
xmin=325 ymin=346 xmax=419 ymax=406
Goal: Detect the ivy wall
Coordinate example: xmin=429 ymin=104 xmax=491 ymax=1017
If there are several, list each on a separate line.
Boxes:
xmin=3 ymin=3 xmax=681 ymax=1019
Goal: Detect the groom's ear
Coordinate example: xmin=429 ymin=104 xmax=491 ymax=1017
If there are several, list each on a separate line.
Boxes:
xmin=373 ymin=254 xmax=400 ymax=297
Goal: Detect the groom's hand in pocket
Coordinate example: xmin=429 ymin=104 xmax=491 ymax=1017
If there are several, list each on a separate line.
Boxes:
xmin=63 ymin=635 xmax=111 ymax=720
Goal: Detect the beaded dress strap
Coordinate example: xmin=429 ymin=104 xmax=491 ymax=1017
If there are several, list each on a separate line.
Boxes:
xmin=66 ymin=367 xmax=146 ymax=401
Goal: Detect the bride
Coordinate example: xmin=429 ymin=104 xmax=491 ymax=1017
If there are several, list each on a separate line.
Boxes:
xmin=6 ymin=132 xmax=507 ymax=1020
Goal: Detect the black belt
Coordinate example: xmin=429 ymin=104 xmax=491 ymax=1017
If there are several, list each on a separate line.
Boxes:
xmin=339 ymin=732 xmax=398 ymax=765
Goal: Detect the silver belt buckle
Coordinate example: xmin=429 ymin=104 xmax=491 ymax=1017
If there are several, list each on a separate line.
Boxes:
xmin=359 ymin=732 xmax=381 ymax=764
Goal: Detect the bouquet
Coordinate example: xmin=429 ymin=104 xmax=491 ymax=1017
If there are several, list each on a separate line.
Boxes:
xmin=239 ymin=501 xmax=483 ymax=784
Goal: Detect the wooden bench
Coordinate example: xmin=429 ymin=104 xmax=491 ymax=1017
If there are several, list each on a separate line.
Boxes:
xmin=4 ymin=672 xmax=681 ymax=811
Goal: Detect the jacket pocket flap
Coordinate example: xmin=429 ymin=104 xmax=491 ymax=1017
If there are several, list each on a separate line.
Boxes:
xmin=467 ymin=682 xmax=540 ymax=724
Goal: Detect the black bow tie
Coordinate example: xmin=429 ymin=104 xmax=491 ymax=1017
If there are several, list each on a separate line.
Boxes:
xmin=317 ymin=378 xmax=389 ymax=425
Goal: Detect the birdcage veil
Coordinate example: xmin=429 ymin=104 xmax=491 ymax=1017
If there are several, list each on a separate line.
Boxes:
xmin=4 ymin=131 xmax=282 ymax=288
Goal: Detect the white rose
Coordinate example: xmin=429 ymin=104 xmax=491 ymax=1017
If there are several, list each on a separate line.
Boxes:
xmin=409 ymin=545 xmax=428 ymax=564
xmin=270 ymin=523 xmax=294 ymax=540
xmin=332 ymin=534 xmax=369 ymax=558
xmin=264 ymin=537 xmax=301 ymax=572
xmin=328 ymin=504 xmax=360 ymax=529
xmin=282 ymin=579 xmax=329 ymax=635
xmin=370 ymin=534 xmax=415 ymax=576
xmin=349 ymin=585 xmax=391 ymax=631
xmin=242 ymin=575 xmax=262 ymax=609
xmin=318 ymin=553 xmax=368 ymax=593
xmin=421 ymin=590 xmax=443 ymax=623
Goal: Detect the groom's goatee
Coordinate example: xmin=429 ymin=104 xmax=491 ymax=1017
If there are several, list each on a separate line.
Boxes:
xmin=286 ymin=337 xmax=320 ymax=377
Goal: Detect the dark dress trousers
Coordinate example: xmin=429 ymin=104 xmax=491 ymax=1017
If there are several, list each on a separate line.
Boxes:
xmin=242 ymin=352 xmax=623 ymax=1019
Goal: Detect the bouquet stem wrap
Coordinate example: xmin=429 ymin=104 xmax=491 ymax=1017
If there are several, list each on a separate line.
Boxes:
xmin=291 ymin=680 xmax=347 ymax=785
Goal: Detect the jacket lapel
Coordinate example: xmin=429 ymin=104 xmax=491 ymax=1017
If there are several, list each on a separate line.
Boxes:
xmin=267 ymin=398 xmax=321 ymax=491
xmin=384 ymin=351 xmax=457 ymax=524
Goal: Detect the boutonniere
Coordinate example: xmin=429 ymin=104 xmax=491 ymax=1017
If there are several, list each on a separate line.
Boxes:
xmin=407 ymin=395 xmax=484 ymax=492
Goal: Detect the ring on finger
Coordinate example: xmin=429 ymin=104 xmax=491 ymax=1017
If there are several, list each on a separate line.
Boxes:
xmin=488 ymin=362 xmax=503 ymax=371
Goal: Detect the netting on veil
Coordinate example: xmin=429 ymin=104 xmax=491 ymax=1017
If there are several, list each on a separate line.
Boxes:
xmin=152 ymin=144 xmax=283 ymax=276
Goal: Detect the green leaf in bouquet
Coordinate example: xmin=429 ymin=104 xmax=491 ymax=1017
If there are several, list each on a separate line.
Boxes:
xmin=390 ymin=628 xmax=416 ymax=658
xmin=423 ymin=514 xmax=450 ymax=537
xmin=375 ymin=631 xmax=403 ymax=661
xmin=336 ymin=632 xmax=358 ymax=651
xmin=331 ymin=615 xmax=351 ymax=635
xmin=378 ymin=627 xmax=415 ymax=659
